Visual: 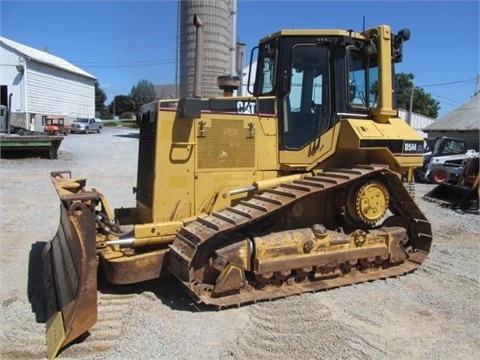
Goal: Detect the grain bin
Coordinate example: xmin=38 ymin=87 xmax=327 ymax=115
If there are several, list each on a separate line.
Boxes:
xmin=179 ymin=0 xmax=233 ymax=98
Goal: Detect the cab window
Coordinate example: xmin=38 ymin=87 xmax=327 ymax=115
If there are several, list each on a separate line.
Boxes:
xmin=347 ymin=47 xmax=378 ymax=109
xmin=255 ymin=40 xmax=277 ymax=95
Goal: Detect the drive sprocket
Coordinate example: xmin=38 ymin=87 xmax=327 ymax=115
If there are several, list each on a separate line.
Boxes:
xmin=347 ymin=180 xmax=389 ymax=225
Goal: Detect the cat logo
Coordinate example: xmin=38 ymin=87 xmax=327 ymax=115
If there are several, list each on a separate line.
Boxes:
xmin=237 ymin=101 xmax=256 ymax=114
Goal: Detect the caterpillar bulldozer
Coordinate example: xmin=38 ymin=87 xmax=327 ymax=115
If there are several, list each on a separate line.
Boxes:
xmin=43 ymin=23 xmax=432 ymax=359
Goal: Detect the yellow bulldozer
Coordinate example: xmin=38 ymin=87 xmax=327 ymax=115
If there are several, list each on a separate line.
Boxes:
xmin=43 ymin=23 xmax=432 ymax=358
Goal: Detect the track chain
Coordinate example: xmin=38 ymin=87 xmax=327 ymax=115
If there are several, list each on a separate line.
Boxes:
xmin=169 ymin=164 xmax=432 ymax=307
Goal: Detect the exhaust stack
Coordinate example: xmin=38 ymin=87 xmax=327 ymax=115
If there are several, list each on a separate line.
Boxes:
xmin=193 ymin=15 xmax=204 ymax=98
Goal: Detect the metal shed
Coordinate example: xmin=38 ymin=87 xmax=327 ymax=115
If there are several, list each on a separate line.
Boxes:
xmin=0 ymin=36 xmax=96 ymax=131
xmin=423 ymin=93 xmax=480 ymax=151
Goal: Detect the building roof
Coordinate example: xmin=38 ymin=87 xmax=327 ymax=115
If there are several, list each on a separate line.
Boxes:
xmin=424 ymin=93 xmax=480 ymax=131
xmin=0 ymin=36 xmax=96 ymax=79
xmin=154 ymin=84 xmax=177 ymax=99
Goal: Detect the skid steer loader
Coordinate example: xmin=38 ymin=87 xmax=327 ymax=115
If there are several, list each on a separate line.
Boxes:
xmin=43 ymin=23 xmax=432 ymax=358
xmin=416 ymin=136 xmax=479 ymax=184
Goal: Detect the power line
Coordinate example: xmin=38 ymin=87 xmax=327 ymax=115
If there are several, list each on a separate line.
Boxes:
xmin=38 ymin=58 xmax=176 ymax=68
xmin=397 ymin=77 xmax=476 ymax=108
xmin=417 ymin=77 xmax=476 ymax=88
xmin=430 ymin=92 xmax=464 ymax=106
xmin=58 ymin=58 xmax=177 ymax=68
xmin=71 ymin=59 xmax=176 ymax=64
xmin=79 ymin=61 xmax=176 ymax=68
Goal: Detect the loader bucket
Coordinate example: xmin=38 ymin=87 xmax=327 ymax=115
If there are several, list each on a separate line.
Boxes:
xmin=423 ymin=183 xmax=479 ymax=211
xmin=43 ymin=197 xmax=99 ymax=359
xmin=424 ymin=183 xmax=460 ymax=203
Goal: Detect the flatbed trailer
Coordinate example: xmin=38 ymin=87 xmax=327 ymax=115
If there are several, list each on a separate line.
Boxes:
xmin=0 ymin=134 xmax=64 ymax=159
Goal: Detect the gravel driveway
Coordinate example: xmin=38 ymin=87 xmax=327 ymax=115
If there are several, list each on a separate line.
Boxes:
xmin=1 ymin=127 xmax=478 ymax=359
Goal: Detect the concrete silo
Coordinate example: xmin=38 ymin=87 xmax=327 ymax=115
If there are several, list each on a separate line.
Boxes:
xmin=179 ymin=0 xmax=235 ymax=98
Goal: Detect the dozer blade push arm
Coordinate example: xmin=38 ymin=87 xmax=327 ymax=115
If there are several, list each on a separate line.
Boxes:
xmin=43 ymin=172 xmax=101 ymax=359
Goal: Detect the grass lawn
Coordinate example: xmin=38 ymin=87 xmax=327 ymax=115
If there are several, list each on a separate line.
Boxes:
xmin=103 ymin=120 xmax=138 ymax=128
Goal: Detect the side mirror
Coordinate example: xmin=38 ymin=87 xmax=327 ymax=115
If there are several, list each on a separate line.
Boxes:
xmin=393 ymin=28 xmax=411 ymax=63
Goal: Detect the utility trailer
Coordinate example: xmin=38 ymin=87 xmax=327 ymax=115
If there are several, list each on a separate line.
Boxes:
xmin=0 ymin=105 xmax=64 ymax=159
xmin=0 ymin=133 xmax=63 ymax=159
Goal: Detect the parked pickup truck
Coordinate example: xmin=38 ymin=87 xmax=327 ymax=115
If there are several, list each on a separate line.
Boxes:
xmin=70 ymin=118 xmax=103 ymax=134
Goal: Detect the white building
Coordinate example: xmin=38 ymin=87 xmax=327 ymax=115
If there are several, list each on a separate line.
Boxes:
xmin=398 ymin=109 xmax=434 ymax=139
xmin=0 ymin=36 xmax=96 ymax=131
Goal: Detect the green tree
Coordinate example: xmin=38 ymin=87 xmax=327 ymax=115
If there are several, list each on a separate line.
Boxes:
xmin=95 ymin=81 xmax=107 ymax=118
xmin=395 ymin=73 xmax=440 ymax=118
xmin=109 ymin=95 xmax=136 ymax=116
xmin=130 ymin=79 xmax=156 ymax=111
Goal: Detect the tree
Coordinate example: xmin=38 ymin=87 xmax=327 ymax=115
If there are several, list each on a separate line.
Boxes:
xmin=95 ymin=81 xmax=107 ymax=117
xmin=130 ymin=79 xmax=157 ymax=111
xmin=395 ymin=73 xmax=440 ymax=118
xmin=109 ymin=95 xmax=136 ymax=116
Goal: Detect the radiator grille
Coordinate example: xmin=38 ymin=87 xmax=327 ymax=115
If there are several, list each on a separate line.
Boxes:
xmin=197 ymin=118 xmax=255 ymax=169
xmin=136 ymin=115 xmax=156 ymax=207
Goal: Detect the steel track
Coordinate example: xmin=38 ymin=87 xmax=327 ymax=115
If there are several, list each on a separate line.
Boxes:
xmin=169 ymin=164 xmax=432 ymax=307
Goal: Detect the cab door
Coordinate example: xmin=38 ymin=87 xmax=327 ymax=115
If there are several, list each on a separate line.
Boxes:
xmin=279 ymin=43 xmax=338 ymax=168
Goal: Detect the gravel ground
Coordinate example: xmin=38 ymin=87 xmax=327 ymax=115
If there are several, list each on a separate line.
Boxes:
xmin=1 ymin=127 xmax=479 ymax=360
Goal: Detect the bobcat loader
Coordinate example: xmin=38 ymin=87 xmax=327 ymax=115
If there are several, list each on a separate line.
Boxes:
xmin=417 ymin=136 xmax=479 ymax=184
xmin=43 ymin=23 xmax=432 ymax=358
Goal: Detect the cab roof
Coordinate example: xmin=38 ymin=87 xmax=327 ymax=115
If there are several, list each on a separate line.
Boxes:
xmin=259 ymin=28 xmax=367 ymax=43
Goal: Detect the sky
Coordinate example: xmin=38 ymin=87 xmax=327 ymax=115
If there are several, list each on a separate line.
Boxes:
xmin=1 ymin=0 xmax=479 ymax=118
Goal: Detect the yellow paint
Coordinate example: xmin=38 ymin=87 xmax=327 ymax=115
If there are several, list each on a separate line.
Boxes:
xmin=46 ymin=312 xmax=66 ymax=360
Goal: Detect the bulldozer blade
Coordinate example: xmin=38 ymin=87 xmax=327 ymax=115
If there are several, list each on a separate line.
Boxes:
xmin=42 ymin=200 xmax=98 ymax=359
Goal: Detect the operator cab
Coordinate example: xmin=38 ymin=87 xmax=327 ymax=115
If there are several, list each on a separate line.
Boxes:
xmin=432 ymin=137 xmax=467 ymax=156
xmin=250 ymin=28 xmax=409 ymax=150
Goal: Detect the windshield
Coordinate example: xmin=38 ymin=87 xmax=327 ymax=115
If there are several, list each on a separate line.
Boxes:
xmin=254 ymin=40 xmax=277 ymax=95
xmin=434 ymin=138 xmax=466 ymax=156
xmin=76 ymin=119 xmax=89 ymax=123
